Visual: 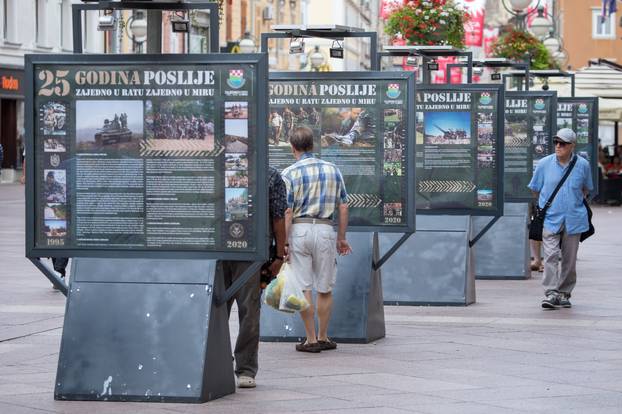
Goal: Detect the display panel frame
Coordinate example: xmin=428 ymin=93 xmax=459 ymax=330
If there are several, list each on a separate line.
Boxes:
xmin=504 ymin=91 xmax=557 ymax=203
xmin=25 ymin=53 xmax=269 ymax=261
xmin=268 ymin=71 xmax=416 ymax=233
xmin=556 ymin=97 xmax=599 ymax=196
xmin=415 ymin=83 xmax=505 ymax=217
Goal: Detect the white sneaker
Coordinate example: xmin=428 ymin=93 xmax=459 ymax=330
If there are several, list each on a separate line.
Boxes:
xmin=237 ymin=375 xmax=256 ymax=388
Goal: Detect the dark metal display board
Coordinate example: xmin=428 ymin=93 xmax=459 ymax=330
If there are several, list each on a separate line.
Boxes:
xmin=379 ymin=215 xmax=476 ymax=305
xmin=25 ymin=53 xmax=269 ymax=261
xmin=557 ymin=97 xmax=599 ymax=195
xmin=504 ymin=91 xmax=557 ymax=202
xmin=415 ymin=84 xmax=504 ymax=216
xmin=260 ymin=232 xmax=385 ymax=343
xmin=268 ymin=72 xmax=416 ymax=233
xmin=55 ymin=258 xmax=234 ymax=403
xmin=71 ymin=2 xmax=220 ymax=54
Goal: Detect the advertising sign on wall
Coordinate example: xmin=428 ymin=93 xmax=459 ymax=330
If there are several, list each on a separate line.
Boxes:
xmin=457 ymin=0 xmax=486 ymax=47
xmin=268 ymin=72 xmax=416 ymax=232
xmin=504 ymin=92 xmax=557 ymax=202
xmin=26 ymin=54 xmax=269 ymax=260
xmin=415 ymin=84 xmax=504 ymax=215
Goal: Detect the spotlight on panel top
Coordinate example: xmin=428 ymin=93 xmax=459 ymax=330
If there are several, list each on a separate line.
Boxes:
xmin=329 ymin=40 xmax=344 ymax=59
xmin=289 ymin=38 xmax=305 ymax=54
xmin=97 ymin=15 xmax=116 ymax=31
xmin=171 ymin=18 xmax=190 ymax=33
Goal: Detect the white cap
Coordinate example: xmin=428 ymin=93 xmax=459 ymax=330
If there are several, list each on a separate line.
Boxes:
xmin=554 ymin=128 xmax=577 ymax=144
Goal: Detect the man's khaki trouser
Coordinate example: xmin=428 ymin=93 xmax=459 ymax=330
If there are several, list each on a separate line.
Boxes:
xmin=542 ymin=225 xmax=581 ymax=297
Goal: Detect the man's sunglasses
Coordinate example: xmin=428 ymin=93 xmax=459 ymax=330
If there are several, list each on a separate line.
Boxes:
xmin=553 ymin=140 xmax=569 ymax=147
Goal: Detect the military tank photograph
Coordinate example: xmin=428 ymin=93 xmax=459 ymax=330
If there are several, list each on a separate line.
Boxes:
xmin=94 ymin=114 xmax=132 ymax=145
xmin=76 ymin=100 xmax=143 ymax=151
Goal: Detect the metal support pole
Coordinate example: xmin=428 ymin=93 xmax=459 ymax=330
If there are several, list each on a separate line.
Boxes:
xmin=369 ymin=32 xmax=379 ymax=70
xmin=372 ymin=232 xmax=413 ymax=271
xmin=29 ymin=258 xmax=68 ymax=296
xmin=147 ymin=10 xmax=162 ymax=54
xmin=469 ymin=215 xmax=501 ymax=247
xmin=72 ymin=6 xmax=83 ymax=53
xmin=215 ymin=261 xmax=262 ymax=306
xmin=422 ymin=56 xmax=431 ymax=84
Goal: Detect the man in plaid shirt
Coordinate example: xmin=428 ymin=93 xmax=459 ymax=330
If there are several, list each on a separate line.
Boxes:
xmin=281 ymin=126 xmax=352 ymax=353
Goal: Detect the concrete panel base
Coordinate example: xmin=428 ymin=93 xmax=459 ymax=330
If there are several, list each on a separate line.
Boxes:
xmin=473 ymin=202 xmax=531 ymax=280
xmin=55 ymin=258 xmax=234 ymax=403
xmin=260 ymin=232 xmax=385 ymax=344
xmin=379 ymin=216 xmax=475 ymax=306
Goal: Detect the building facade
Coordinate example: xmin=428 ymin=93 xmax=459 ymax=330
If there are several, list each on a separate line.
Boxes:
xmin=558 ymin=0 xmax=622 ymax=69
xmin=220 ymin=0 xmax=303 ymax=70
xmin=304 ymin=0 xmax=382 ymax=72
xmin=0 ymin=0 xmax=76 ymax=181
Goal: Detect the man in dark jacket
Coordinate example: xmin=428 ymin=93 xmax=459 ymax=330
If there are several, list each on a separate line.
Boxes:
xmin=222 ymin=166 xmax=288 ymax=388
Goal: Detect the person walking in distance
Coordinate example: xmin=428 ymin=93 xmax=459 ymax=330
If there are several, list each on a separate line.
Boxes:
xmin=281 ymin=126 xmax=352 ymax=353
xmin=528 ymin=128 xmax=594 ymax=309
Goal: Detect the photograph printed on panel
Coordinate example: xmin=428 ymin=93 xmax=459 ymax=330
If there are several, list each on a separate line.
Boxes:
xmin=269 ymin=106 xmax=321 ymax=147
xmin=320 ymin=107 xmax=376 ymax=148
xmin=41 ymin=101 xmax=67 ymax=136
xmin=424 ymin=112 xmax=471 ymax=145
xmin=76 ymin=100 xmax=143 ymax=151
xmin=225 ymin=118 xmax=249 ymax=153
xmin=144 ymin=99 xmax=215 ymax=155
xmin=43 ymin=169 xmax=66 ymax=203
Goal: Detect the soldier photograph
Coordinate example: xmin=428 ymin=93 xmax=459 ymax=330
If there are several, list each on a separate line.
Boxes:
xmin=320 ymin=107 xmax=376 ymax=148
xmin=41 ymin=102 xmax=67 ymax=136
xmin=76 ymin=100 xmax=143 ymax=151
xmin=43 ymin=170 xmax=66 ymax=203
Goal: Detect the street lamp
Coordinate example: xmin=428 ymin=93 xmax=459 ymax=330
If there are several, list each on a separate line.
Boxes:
xmin=501 ymin=0 xmax=541 ymax=30
xmin=507 ymin=0 xmax=532 ymax=11
xmin=543 ymin=34 xmax=561 ymax=55
xmin=553 ymin=49 xmax=568 ymax=67
xmin=239 ymin=31 xmax=255 ymax=53
xmin=310 ymin=46 xmax=325 ymax=70
xmin=126 ymin=12 xmax=148 ymax=44
xmin=529 ymin=8 xmax=553 ymax=39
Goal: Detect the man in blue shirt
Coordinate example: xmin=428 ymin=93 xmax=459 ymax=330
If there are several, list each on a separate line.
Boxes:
xmin=528 ymin=128 xmax=594 ymax=309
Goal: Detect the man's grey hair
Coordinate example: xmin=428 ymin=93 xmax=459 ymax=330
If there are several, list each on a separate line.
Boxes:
xmin=289 ymin=126 xmax=314 ymax=152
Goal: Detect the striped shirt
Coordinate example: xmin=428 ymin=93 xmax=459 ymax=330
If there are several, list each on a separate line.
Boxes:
xmin=281 ymin=153 xmax=348 ymax=219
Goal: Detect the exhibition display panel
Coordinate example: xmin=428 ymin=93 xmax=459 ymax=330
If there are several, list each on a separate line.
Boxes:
xmin=415 ymin=84 xmax=504 ymax=216
xmin=503 ymin=91 xmax=557 ymax=202
xmin=268 ymin=72 xmax=416 ymax=233
xmin=26 ymin=54 xmax=269 ymax=261
xmin=557 ymin=97 xmax=599 ymax=194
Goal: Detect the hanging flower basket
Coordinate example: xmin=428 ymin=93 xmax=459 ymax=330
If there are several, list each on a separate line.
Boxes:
xmin=384 ymin=0 xmax=468 ymax=49
xmin=491 ymin=29 xmax=557 ymax=70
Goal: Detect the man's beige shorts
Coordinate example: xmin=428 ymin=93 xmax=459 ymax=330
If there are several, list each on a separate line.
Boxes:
xmin=288 ymin=223 xmax=337 ymax=293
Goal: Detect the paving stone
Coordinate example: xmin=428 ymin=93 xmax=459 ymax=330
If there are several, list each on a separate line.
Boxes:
xmin=1 ymin=185 xmax=622 ymax=413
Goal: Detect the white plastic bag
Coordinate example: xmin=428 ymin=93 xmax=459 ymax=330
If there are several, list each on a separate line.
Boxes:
xmin=278 ymin=263 xmax=309 ymax=313
xmin=264 ymin=271 xmax=287 ymax=312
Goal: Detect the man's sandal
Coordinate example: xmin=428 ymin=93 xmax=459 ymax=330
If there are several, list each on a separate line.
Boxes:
xmin=317 ymin=338 xmax=337 ymax=351
xmin=295 ymin=341 xmax=322 ymax=353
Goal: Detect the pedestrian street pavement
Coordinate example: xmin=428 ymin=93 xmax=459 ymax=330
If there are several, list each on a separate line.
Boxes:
xmin=1 ymin=183 xmax=621 ymax=413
